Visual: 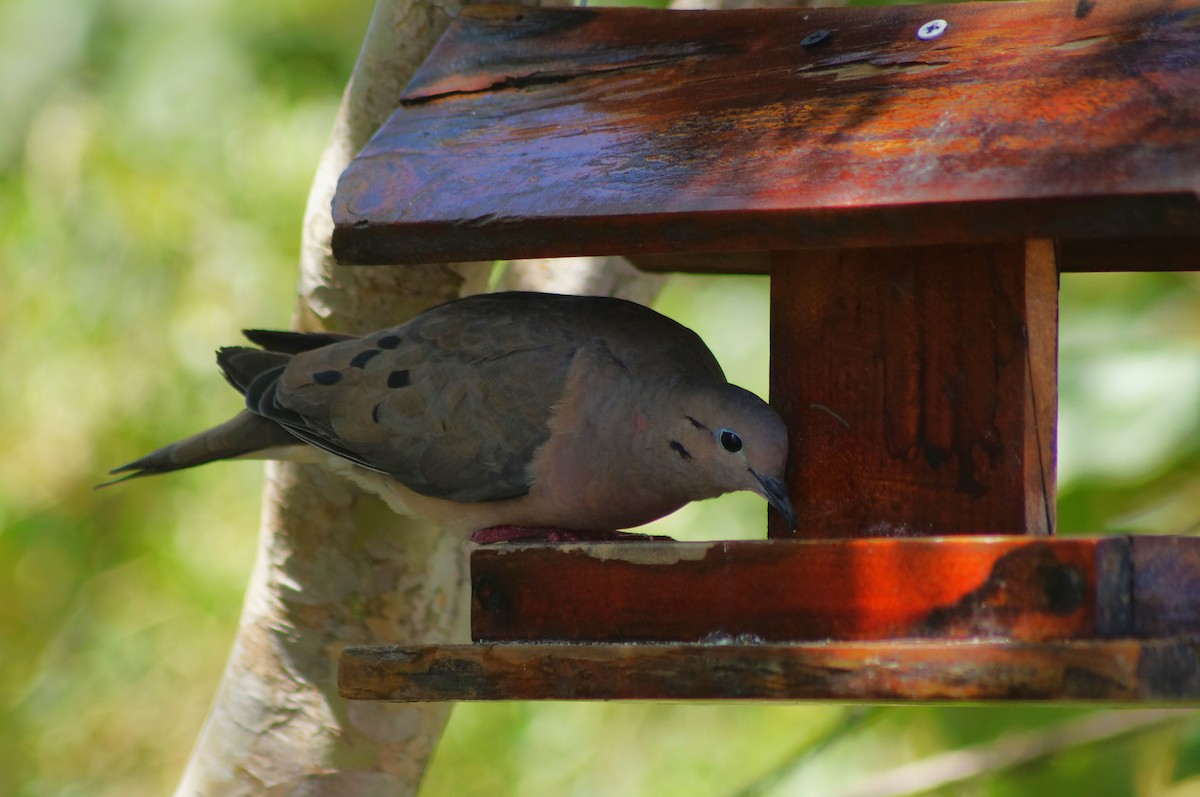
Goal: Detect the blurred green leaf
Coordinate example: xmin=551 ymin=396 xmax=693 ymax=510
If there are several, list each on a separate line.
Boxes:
xmin=3 ymin=1 xmax=1198 ymax=796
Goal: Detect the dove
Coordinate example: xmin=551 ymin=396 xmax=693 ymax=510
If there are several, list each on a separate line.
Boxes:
xmin=104 ymin=291 xmax=795 ymax=540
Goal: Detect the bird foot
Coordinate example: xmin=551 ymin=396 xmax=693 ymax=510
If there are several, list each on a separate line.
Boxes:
xmin=470 ymin=525 xmax=675 ymax=544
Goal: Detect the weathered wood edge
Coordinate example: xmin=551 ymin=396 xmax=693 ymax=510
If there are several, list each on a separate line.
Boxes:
xmin=626 ymin=237 xmax=1200 ymax=275
xmin=1133 ymin=537 xmax=1200 ymax=638
xmin=337 ymin=638 xmax=1200 ymax=703
xmin=332 ymin=201 xmax=1200 ymax=268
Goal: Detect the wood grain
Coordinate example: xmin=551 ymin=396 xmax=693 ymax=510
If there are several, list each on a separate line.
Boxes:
xmin=470 ymin=538 xmax=1128 ymax=644
xmin=332 ymin=1 xmax=1200 ymax=265
xmin=1133 ymin=537 xmax=1200 ymax=638
xmin=769 ymin=242 xmax=1057 ymax=537
xmin=338 ymin=638 xmax=1200 ymax=703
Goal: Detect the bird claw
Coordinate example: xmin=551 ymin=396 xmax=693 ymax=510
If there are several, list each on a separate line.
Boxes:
xmin=470 ymin=525 xmax=675 ymax=544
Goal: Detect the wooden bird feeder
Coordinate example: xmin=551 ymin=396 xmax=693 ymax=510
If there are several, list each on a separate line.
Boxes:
xmin=332 ymin=0 xmax=1200 ymax=703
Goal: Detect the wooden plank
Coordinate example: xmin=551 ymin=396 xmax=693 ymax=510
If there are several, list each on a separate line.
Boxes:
xmin=769 ymin=241 xmax=1057 ymax=537
xmin=332 ymin=1 xmax=1200 ymax=266
xmin=338 ymin=638 xmax=1200 ymax=703
xmin=470 ymin=537 xmax=1132 ymax=644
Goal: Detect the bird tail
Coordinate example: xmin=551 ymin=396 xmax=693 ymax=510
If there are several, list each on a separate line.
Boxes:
xmin=98 ymin=410 xmax=302 ymax=487
xmin=99 ymin=329 xmax=350 ymax=488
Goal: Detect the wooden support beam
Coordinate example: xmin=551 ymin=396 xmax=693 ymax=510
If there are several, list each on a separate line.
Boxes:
xmin=332 ymin=1 xmax=1200 ymax=266
xmin=770 ymin=241 xmax=1057 ymax=537
xmin=627 ymin=237 xmax=1200 ymax=275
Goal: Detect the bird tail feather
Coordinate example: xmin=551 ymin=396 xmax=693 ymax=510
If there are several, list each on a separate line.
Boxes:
xmin=100 ymin=330 xmax=349 ymax=488
xmin=217 ymin=347 xmax=290 ymax=394
xmin=97 ymin=410 xmax=300 ymax=487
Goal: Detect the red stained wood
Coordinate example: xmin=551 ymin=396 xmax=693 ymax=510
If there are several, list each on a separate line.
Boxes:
xmin=332 ymin=1 xmax=1200 ymax=266
xmin=470 ymin=538 xmax=1127 ymax=644
xmin=769 ymin=241 xmax=1057 ymax=538
xmin=338 ymin=638 xmax=1200 ymax=703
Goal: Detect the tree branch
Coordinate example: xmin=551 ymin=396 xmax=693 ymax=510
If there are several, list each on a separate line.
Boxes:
xmin=173 ymin=0 xmax=662 ymax=794
xmin=829 ymin=710 xmax=1189 ymax=797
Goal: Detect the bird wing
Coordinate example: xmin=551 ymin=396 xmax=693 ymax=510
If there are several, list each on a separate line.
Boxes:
xmin=233 ymin=293 xmax=727 ymax=504
xmin=262 ymin=297 xmax=583 ymax=502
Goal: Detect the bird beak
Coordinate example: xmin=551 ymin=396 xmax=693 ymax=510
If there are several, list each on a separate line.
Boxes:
xmin=754 ymin=472 xmax=797 ymax=531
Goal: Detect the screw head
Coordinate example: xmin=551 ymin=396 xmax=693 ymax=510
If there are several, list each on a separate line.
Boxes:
xmin=801 ymin=29 xmax=832 ymax=47
xmin=917 ymin=19 xmax=948 ymax=40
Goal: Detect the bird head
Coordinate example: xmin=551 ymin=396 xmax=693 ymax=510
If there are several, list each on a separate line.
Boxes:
xmin=670 ymin=383 xmax=796 ymax=530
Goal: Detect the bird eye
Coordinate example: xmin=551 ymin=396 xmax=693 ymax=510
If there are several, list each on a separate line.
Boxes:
xmin=716 ymin=428 xmax=743 ymax=453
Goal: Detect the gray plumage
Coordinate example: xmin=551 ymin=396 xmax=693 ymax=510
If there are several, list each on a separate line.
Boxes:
xmin=105 ymin=292 xmax=794 ymax=535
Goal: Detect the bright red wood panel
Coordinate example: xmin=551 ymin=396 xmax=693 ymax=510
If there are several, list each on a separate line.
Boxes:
xmin=469 ymin=538 xmax=1128 ymax=644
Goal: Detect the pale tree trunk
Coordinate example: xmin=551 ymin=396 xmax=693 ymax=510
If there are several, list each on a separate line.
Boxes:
xmin=173 ymin=0 xmax=661 ymax=795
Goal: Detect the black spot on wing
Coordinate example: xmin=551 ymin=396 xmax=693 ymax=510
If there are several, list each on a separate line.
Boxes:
xmin=232 ymin=358 xmax=394 ymax=479
xmin=686 ymin=416 xmax=707 ymax=430
xmin=388 ymin=369 xmax=411 ymax=388
xmin=350 ymin=349 xmax=382 ymax=369
xmin=377 ymin=334 xmax=401 ymax=349
xmin=669 ymin=440 xmax=693 ymax=460
xmin=313 ymin=370 xmax=342 ymax=385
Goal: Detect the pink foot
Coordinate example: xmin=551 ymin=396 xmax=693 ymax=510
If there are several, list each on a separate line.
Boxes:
xmin=469 ymin=525 xmax=675 ymax=544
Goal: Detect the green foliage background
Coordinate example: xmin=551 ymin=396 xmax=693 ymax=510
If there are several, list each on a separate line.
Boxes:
xmin=1 ymin=0 xmax=1197 ymax=795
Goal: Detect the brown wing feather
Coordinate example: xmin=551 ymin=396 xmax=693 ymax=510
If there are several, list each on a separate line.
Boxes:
xmin=259 ymin=293 xmax=725 ymax=503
